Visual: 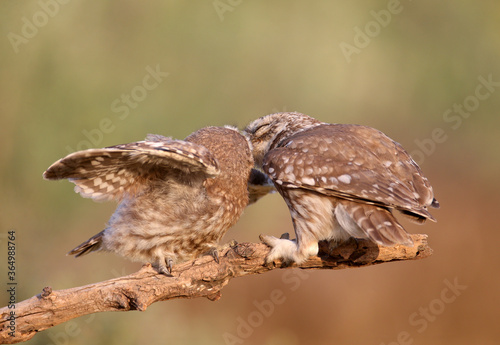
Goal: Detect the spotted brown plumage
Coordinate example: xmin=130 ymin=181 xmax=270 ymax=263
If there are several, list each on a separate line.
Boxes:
xmin=244 ymin=112 xmax=439 ymax=264
xmin=44 ymin=126 xmax=262 ymax=275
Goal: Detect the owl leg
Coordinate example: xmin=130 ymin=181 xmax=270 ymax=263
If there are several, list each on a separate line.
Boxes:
xmin=259 ymin=189 xmax=335 ymax=264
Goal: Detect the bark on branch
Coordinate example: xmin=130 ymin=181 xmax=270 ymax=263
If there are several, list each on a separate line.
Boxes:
xmin=0 ymin=234 xmax=432 ymax=344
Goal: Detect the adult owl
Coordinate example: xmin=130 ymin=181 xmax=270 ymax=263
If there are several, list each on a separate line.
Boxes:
xmin=244 ymin=112 xmax=439 ymax=264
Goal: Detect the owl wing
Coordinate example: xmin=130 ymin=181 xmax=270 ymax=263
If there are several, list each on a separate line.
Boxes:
xmin=43 ymin=134 xmax=220 ymax=202
xmin=263 ymin=124 xmax=438 ymax=221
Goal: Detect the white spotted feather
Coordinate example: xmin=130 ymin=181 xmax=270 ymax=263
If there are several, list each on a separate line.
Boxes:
xmin=245 ymin=112 xmax=439 ymax=265
xmin=43 ymin=134 xmax=220 ymax=202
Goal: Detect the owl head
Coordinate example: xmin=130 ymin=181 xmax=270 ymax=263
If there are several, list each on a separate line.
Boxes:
xmin=244 ymin=112 xmax=322 ymax=167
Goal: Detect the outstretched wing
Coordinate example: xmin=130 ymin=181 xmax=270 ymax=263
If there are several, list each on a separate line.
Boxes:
xmin=43 ymin=134 xmax=220 ymax=202
xmin=263 ymin=124 xmax=438 ymax=221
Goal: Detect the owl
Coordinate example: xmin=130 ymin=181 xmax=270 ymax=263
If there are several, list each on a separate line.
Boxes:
xmin=244 ymin=112 xmax=439 ymax=264
xmin=44 ymin=126 xmax=270 ymax=275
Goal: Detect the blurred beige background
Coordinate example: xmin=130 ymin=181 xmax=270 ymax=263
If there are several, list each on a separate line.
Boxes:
xmin=1 ymin=1 xmax=499 ymax=344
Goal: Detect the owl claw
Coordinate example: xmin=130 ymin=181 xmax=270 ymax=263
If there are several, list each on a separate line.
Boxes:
xmin=208 ymin=247 xmax=220 ymax=264
xmin=157 ymin=258 xmax=174 ymax=276
xmin=167 ymin=258 xmax=174 ymax=273
xmin=259 ymin=234 xmax=274 ymax=246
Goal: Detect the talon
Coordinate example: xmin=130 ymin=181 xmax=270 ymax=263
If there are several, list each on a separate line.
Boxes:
xmin=207 ymin=247 xmax=220 ymax=264
xmin=167 ymin=258 xmax=173 ymax=273
xmin=259 ymin=234 xmax=282 ymax=248
xmin=259 ymin=234 xmax=272 ymax=246
xmin=157 ymin=258 xmax=174 ymax=276
xmin=158 ymin=267 xmax=173 ymax=276
xmin=280 ymin=232 xmax=290 ymax=239
xmin=212 ymin=250 xmax=220 ymax=264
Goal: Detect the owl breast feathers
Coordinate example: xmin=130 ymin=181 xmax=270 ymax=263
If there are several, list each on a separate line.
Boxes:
xmin=244 ymin=112 xmax=439 ymax=264
xmin=44 ymin=126 xmax=272 ymax=275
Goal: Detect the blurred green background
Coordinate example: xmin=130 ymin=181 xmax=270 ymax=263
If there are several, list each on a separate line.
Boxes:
xmin=1 ymin=1 xmax=499 ymax=344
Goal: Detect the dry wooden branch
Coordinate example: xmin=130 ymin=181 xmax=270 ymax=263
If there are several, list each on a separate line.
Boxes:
xmin=0 ymin=234 xmax=432 ymax=344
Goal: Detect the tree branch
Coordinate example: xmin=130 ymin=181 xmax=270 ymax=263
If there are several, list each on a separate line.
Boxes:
xmin=0 ymin=234 xmax=432 ymax=344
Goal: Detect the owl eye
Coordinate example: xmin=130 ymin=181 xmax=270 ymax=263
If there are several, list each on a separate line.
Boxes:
xmin=253 ymin=122 xmax=275 ymax=138
xmin=254 ymin=125 xmax=267 ymax=135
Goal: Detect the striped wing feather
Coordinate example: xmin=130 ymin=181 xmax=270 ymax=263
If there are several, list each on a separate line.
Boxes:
xmin=263 ymin=124 xmax=438 ymax=221
xmin=43 ymin=135 xmax=220 ymax=202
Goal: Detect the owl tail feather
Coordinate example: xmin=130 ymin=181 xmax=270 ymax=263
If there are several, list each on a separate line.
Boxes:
xmin=67 ymin=230 xmax=104 ymax=257
xmin=337 ymin=201 xmax=413 ymax=247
